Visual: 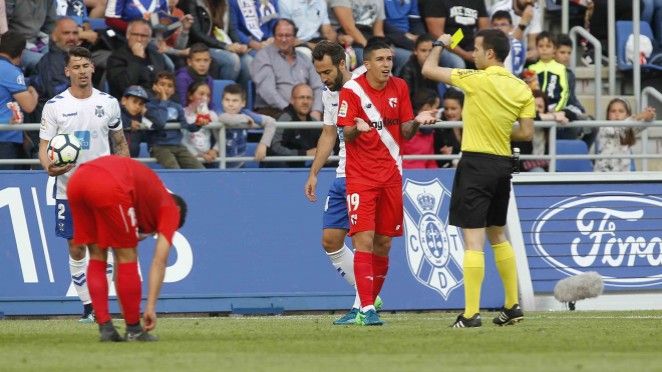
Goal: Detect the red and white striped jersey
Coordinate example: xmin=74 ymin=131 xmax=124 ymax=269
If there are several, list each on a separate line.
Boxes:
xmin=337 ymin=74 xmax=414 ymax=187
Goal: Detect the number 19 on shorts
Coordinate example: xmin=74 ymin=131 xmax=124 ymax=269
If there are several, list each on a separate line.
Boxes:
xmin=347 ymin=193 xmax=359 ymax=225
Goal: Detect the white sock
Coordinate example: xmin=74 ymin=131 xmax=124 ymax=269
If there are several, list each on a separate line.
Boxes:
xmin=69 ymin=256 xmax=91 ymax=304
xmin=352 ymin=291 xmax=361 ymax=309
xmin=361 ymin=305 xmax=376 ymax=313
xmin=326 ymin=244 xmax=356 ymax=287
xmin=106 ymin=251 xmax=114 ymax=287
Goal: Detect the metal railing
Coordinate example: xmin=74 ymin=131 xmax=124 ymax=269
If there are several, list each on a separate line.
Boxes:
xmin=569 ymin=26 xmax=603 ymax=119
xmin=2 ymin=119 xmax=662 ymax=171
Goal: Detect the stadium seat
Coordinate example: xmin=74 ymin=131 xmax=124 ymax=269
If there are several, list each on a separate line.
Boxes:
xmin=87 ymin=18 xmax=107 ymax=31
xmin=615 ymin=21 xmax=662 ymax=72
xmin=555 ymin=139 xmax=593 ymax=172
xmin=212 ymin=79 xmax=235 ymax=109
xmin=242 ymin=142 xmax=259 ymax=168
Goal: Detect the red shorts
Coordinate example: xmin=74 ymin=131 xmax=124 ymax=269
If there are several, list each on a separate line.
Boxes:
xmin=67 ymin=167 xmax=138 ymax=248
xmin=346 ymin=182 xmax=403 ymax=237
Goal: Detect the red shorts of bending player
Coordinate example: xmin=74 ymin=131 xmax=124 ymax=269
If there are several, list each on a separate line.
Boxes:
xmin=67 ymin=166 xmax=139 ymax=249
xmin=346 ymin=182 xmax=403 ymax=237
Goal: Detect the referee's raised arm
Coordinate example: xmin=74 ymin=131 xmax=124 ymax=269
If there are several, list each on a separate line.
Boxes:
xmin=421 ymin=34 xmax=454 ymax=85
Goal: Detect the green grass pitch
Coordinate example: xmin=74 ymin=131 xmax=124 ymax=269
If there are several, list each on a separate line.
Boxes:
xmin=1 ymin=311 xmax=661 ymax=371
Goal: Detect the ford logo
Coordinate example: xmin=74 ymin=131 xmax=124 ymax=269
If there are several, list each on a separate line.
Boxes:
xmin=531 ymin=192 xmax=662 ymax=287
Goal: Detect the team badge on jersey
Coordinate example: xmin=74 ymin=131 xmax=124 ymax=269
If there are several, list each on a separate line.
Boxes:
xmin=388 ymin=98 xmax=397 ymax=108
xmin=403 ymin=178 xmax=464 ymax=300
xmin=338 ymin=101 xmax=347 ymax=117
xmin=95 ymin=105 xmax=104 ymax=118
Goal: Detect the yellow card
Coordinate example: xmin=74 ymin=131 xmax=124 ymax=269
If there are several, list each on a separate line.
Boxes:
xmin=450 ymin=29 xmax=464 ymax=49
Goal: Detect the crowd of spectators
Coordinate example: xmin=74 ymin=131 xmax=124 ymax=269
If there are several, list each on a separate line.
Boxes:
xmin=0 ymin=0 xmax=659 ymax=170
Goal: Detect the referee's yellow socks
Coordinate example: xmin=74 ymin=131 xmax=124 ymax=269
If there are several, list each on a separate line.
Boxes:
xmin=462 ymin=250 xmax=484 ymax=317
xmin=492 ymin=241 xmax=519 ymax=308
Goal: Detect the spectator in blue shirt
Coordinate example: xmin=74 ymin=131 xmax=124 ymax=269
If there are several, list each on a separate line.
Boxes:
xmin=148 ymin=71 xmax=204 ymax=168
xmin=0 ymin=31 xmax=39 ymax=169
xmin=105 ymin=0 xmax=169 ymax=33
xmin=228 ymin=0 xmax=279 ymax=54
xmin=383 ymin=0 xmax=425 ymax=50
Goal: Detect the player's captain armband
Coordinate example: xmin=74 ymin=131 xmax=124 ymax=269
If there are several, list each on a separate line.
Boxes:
xmin=338 ymin=100 xmax=348 ymax=117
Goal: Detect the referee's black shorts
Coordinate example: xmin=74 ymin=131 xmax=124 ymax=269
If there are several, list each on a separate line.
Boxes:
xmin=449 ymin=151 xmax=513 ymax=228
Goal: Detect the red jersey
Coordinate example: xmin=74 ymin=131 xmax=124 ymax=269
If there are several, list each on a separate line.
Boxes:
xmin=77 ymin=155 xmax=180 ymax=244
xmin=337 ymin=74 xmax=414 ymax=186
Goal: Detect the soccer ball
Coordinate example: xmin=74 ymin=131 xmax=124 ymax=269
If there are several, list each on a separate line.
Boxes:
xmin=47 ymin=133 xmax=81 ymax=166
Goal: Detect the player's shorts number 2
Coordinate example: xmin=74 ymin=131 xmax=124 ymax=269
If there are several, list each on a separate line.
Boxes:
xmin=346 ymin=193 xmax=359 ymax=225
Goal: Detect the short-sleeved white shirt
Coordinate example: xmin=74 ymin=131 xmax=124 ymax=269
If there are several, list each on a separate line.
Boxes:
xmin=40 ymin=88 xmax=123 ymax=199
xmin=321 ymin=66 xmax=366 ymax=178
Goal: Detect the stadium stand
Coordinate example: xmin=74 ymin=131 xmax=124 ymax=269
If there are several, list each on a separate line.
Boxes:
xmin=555 ymin=139 xmax=594 ymax=172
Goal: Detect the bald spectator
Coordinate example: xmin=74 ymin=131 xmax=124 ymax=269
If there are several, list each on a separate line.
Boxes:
xmin=5 ymin=0 xmax=58 ymax=75
xmin=28 ymin=18 xmax=88 ymax=154
xmin=267 ymin=83 xmax=321 ymax=168
xmin=106 ymin=19 xmax=169 ymax=100
xmin=250 ymin=19 xmax=323 ymax=119
xmin=490 ymin=0 xmax=542 ymax=62
xmin=55 ymin=0 xmax=105 ymax=50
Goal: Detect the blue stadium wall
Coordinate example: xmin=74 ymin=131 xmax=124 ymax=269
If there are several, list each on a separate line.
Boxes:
xmin=2 ymin=169 xmax=660 ymax=315
xmin=0 ymin=169 xmax=505 ymax=315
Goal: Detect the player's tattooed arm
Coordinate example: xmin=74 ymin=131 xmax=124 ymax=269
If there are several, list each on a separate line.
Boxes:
xmin=401 ymin=110 xmax=438 ymax=139
xmin=110 ymin=130 xmax=130 ymax=157
xmin=401 ymin=120 xmax=421 ymax=140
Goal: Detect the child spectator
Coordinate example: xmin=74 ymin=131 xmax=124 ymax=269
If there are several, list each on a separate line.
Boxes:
xmin=434 ymin=88 xmax=463 ymax=168
xmin=402 ymin=88 xmax=439 ymax=169
xmin=147 ymin=71 xmax=204 ymax=168
xmin=528 ymin=31 xmax=570 ymax=113
xmin=175 ymin=43 xmax=214 ymax=107
xmin=554 ymin=34 xmax=587 ymax=117
xmin=555 ymin=33 xmax=596 ymax=146
xmin=514 ymin=89 xmax=569 ymax=172
xmin=182 ymin=81 xmax=219 ymax=166
xmin=121 ymin=85 xmax=161 ymax=157
xmin=595 ymin=98 xmax=657 ymax=172
xmin=491 ymin=10 xmax=525 ymax=76
xmin=398 ymin=34 xmax=439 ymax=102
xmin=216 ymin=83 xmax=277 ymax=167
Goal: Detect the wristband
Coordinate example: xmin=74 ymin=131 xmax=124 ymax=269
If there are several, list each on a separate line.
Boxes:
xmin=432 ymin=40 xmax=447 ymax=48
xmin=518 ymin=23 xmax=528 ymax=31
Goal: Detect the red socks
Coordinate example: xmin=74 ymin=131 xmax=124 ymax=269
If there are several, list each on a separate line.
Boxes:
xmin=115 ymin=262 xmax=142 ymax=325
xmin=372 ymin=254 xmax=389 ymax=298
xmin=87 ymin=259 xmax=110 ymax=324
xmin=353 ymin=251 xmax=389 ymax=308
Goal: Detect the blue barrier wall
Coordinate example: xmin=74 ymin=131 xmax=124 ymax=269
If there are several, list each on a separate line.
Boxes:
xmin=514 ymin=181 xmax=662 ymax=293
xmin=0 ymin=169 xmax=505 ymax=315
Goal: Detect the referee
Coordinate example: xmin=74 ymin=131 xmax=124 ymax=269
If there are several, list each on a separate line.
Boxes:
xmin=422 ymin=29 xmax=535 ymax=328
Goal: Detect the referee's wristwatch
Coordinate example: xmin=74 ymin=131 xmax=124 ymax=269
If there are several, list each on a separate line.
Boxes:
xmin=432 ymin=40 xmax=447 ymax=49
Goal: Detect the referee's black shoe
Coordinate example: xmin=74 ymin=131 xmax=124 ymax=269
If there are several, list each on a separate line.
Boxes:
xmin=450 ymin=313 xmax=482 ymax=328
xmin=493 ymin=304 xmax=524 ymax=326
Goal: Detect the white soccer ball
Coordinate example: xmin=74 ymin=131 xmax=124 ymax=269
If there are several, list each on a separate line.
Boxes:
xmin=47 ymin=133 xmax=81 ymax=166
